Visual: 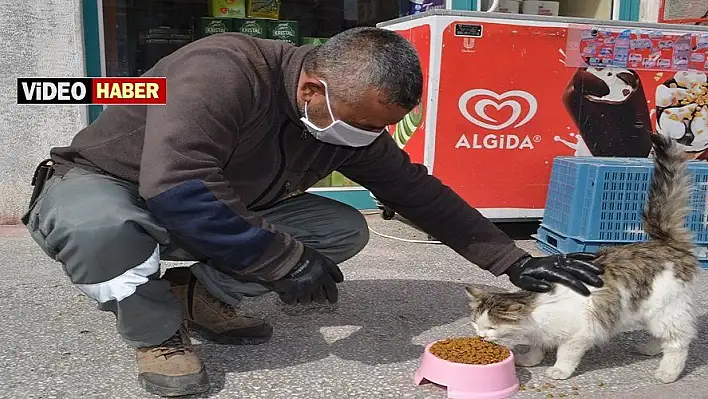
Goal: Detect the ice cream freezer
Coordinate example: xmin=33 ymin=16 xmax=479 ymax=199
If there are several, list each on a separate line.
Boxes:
xmin=377 ymin=9 xmax=708 ymax=221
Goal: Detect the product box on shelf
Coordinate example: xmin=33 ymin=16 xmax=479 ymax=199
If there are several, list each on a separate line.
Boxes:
xmin=407 ymin=0 xmax=445 ymax=16
xmin=209 ymin=0 xmax=246 ymax=18
xmin=233 ymin=18 xmax=269 ymax=38
xmin=248 ymin=0 xmax=280 ymax=19
xmin=481 ymin=0 xmax=520 ymax=13
xmin=269 ymin=20 xmax=300 ymax=45
xmin=199 ymin=17 xmax=233 ymax=37
xmin=521 ymin=1 xmax=560 ymax=16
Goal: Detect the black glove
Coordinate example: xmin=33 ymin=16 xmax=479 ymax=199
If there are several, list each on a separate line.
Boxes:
xmin=271 ymin=246 xmax=344 ymax=305
xmin=504 ymin=253 xmax=604 ymax=296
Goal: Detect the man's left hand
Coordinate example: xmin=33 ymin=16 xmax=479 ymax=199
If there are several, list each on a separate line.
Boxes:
xmin=504 ymin=252 xmax=604 ymax=296
xmin=270 ymin=245 xmax=344 ymax=305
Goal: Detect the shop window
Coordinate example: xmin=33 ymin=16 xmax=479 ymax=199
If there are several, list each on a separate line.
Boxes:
xmin=101 ymin=0 xmax=406 ymax=188
xmin=101 ymin=0 xmax=405 ymax=76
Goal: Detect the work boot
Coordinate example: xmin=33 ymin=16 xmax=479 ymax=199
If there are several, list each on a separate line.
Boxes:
xmin=163 ymin=267 xmax=273 ymax=345
xmin=136 ymin=324 xmax=209 ymax=397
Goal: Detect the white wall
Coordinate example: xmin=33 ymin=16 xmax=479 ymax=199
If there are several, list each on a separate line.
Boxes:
xmin=639 ymin=0 xmax=661 ymax=22
xmin=0 ymin=0 xmax=88 ymax=224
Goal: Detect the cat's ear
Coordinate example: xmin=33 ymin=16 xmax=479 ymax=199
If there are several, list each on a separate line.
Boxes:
xmin=465 ymin=285 xmax=485 ymax=298
xmin=465 ymin=285 xmax=486 ymax=307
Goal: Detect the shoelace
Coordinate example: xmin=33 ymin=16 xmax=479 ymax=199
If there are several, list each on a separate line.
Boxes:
xmin=154 ymin=327 xmax=190 ymax=358
xmin=200 ymin=288 xmax=243 ymax=318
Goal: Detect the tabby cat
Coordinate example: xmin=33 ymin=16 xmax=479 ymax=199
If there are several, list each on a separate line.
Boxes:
xmin=466 ymin=133 xmax=699 ymax=383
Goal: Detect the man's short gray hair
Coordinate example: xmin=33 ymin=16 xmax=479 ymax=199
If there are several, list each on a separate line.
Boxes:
xmin=302 ymin=27 xmax=423 ymax=110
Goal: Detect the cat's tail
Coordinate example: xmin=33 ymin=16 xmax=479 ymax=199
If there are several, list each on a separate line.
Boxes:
xmin=642 ymin=133 xmax=694 ymax=250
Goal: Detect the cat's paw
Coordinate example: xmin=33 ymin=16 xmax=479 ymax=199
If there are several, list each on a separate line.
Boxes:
xmin=654 ymin=367 xmax=682 ymax=384
xmin=546 ymin=367 xmax=573 ymax=380
xmin=636 ymin=339 xmax=663 ymax=357
xmin=515 ymin=350 xmax=545 ymax=367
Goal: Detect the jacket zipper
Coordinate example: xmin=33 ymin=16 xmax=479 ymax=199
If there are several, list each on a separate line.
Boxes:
xmin=247 ymin=123 xmax=289 ymax=211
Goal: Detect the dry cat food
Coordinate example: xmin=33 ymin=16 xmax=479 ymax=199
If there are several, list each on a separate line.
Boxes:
xmin=522 ymin=383 xmax=583 ymax=397
xmin=429 ymin=337 xmax=510 ymax=365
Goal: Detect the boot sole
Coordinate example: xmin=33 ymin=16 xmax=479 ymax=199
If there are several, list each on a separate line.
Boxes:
xmin=138 ymin=366 xmax=210 ymax=397
xmin=187 ymin=321 xmax=273 ymax=345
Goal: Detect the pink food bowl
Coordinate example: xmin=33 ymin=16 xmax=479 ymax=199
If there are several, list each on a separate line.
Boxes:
xmin=414 ymin=341 xmax=520 ymax=399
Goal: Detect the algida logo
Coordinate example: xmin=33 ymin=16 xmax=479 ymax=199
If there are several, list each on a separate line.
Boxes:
xmin=455 ymin=88 xmax=540 ymax=150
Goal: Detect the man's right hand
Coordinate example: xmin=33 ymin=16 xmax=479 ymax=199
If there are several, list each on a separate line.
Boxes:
xmin=504 ymin=253 xmax=603 ymax=296
xmin=271 ymin=246 xmax=344 ymax=305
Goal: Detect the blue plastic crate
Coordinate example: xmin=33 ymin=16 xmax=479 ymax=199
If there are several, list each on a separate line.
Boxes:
xmin=533 ymin=227 xmax=708 ymax=269
xmin=541 ymin=156 xmax=708 ymax=244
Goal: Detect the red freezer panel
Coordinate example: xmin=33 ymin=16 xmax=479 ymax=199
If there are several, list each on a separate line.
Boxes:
xmin=387 ymin=24 xmax=431 ymax=165
xmin=431 ymin=19 xmax=704 ymax=210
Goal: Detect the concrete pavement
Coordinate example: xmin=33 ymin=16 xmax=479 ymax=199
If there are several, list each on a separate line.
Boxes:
xmin=1 ymin=215 xmax=708 ymax=399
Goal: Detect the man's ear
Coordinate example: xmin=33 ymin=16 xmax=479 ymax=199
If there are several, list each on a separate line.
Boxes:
xmin=298 ymin=74 xmax=325 ymax=103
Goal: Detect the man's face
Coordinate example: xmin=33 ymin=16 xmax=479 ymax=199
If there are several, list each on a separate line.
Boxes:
xmin=296 ymin=72 xmax=409 ymax=133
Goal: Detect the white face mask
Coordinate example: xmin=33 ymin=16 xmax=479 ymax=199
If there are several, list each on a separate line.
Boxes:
xmin=300 ymin=80 xmax=385 ymax=147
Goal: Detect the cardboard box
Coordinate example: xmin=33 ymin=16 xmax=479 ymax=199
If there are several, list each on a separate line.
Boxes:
xmin=521 ymin=1 xmax=560 ymax=16
xmin=209 ymin=0 xmax=246 ymax=18
xmin=199 ymin=17 xmax=233 ymax=37
xmin=407 ymin=0 xmax=445 ymax=15
xmin=233 ymin=18 xmax=269 ymax=38
xmin=247 ymin=0 xmax=280 ymax=19
xmin=269 ymin=20 xmax=299 ymax=45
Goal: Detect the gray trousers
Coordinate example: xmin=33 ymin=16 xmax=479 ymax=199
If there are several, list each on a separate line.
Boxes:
xmin=24 ymin=167 xmax=369 ymax=347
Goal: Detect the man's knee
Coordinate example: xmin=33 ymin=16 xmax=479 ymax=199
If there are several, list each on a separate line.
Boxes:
xmin=38 ymin=200 xmax=164 ymax=303
xmin=320 ymin=204 xmax=370 ymax=263
xmin=60 ymin=215 xmax=161 ymax=283
xmin=342 ymin=207 xmax=370 ymax=251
